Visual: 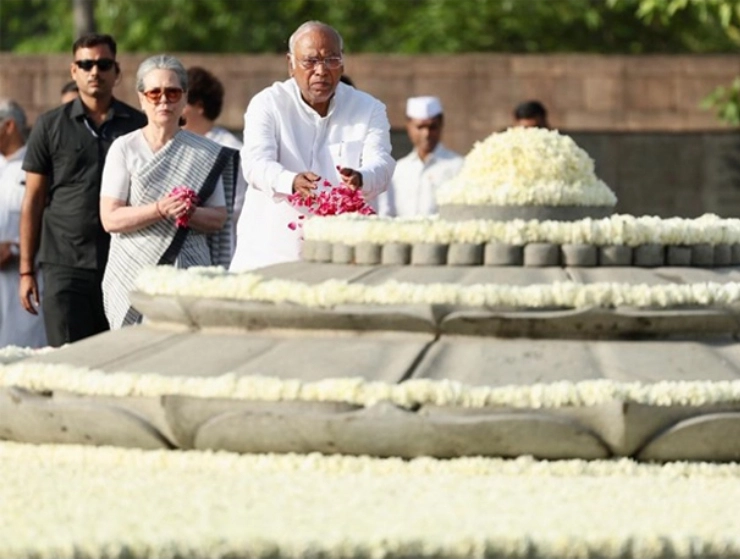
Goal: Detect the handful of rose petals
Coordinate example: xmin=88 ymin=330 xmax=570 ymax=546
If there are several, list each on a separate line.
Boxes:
xmin=287 ymin=179 xmax=375 ymax=231
xmin=171 ymin=186 xmax=200 ymax=228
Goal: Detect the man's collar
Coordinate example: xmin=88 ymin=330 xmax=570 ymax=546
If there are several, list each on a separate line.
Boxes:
xmin=4 ymin=144 xmax=26 ymax=163
xmin=291 ymin=78 xmax=337 ymax=119
xmin=70 ymin=97 xmax=132 ymax=121
xmin=412 ymin=143 xmax=444 ymax=163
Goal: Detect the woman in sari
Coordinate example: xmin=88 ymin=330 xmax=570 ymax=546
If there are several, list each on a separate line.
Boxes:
xmin=100 ymin=54 xmax=237 ymax=329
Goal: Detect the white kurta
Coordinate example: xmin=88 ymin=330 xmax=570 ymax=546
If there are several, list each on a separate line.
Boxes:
xmin=377 ymin=144 xmax=463 ymax=218
xmin=230 ymin=79 xmax=395 ymax=272
xmin=0 ymin=146 xmax=47 ymax=348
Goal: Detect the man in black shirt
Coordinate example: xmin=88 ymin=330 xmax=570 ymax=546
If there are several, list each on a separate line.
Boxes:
xmin=19 ymin=33 xmax=147 ymax=347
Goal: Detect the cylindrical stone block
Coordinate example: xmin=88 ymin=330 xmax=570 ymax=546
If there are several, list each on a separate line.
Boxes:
xmin=691 ymin=243 xmax=714 ymax=267
xmin=599 ymin=245 xmax=632 ymax=266
xmin=313 ymin=241 xmax=332 ymax=263
xmin=447 ymin=243 xmax=484 ymax=266
xmin=524 ymin=243 xmax=560 ymax=267
xmin=411 ymin=243 xmax=448 ymax=266
xmin=634 ymin=244 xmax=665 ymax=267
xmin=355 ymin=243 xmax=382 ymax=265
xmin=666 ymin=246 xmax=691 ymax=266
xmin=484 ymin=243 xmax=523 ymax=266
xmin=331 ymin=243 xmax=354 ymax=264
xmin=301 ymin=239 xmax=317 ymax=262
xmin=561 ymin=244 xmax=597 ymax=267
xmin=381 ymin=243 xmax=411 ymax=265
xmin=715 ymin=244 xmax=732 ymax=266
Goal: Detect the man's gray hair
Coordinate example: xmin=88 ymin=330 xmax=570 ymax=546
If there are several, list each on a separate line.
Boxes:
xmin=288 ymin=21 xmax=344 ymax=54
xmin=0 ymin=98 xmax=29 ymax=140
xmin=136 ymin=54 xmax=188 ymax=92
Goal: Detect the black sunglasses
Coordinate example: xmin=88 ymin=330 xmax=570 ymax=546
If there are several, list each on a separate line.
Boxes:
xmin=74 ymin=58 xmax=116 ymax=72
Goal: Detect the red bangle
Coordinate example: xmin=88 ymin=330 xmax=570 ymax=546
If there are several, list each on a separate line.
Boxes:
xmin=156 ymin=201 xmax=166 ymax=219
xmin=19 ymin=271 xmax=34 ymax=276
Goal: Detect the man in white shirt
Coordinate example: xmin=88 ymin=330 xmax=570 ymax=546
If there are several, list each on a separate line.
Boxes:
xmin=230 ymin=20 xmax=395 ymax=272
xmin=0 ymin=99 xmax=46 ymax=348
xmin=377 ymin=96 xmax=463 ymax=218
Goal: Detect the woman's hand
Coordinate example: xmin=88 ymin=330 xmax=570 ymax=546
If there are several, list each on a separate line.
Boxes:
xmin=157 ymin=193 xmax=191 ymax=220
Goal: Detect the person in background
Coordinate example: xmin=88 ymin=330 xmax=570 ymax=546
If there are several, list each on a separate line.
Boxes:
xmin=0 ymin=100 xmax=46 ymax=348
xmin=513 ymin=100 xmax=550 ymax=128
xmin=230 ymin=20 xmax=395 ymax=272
xmin=377 ymin=96 xmax=463 ymax=218
xmin=99 ymin=55 xmax=234 ymax=329
xmin=60 ymin=80 xmax=79 ymax=104
xmin=20 ymin=33 xmax=147 ymax=347
xmin=182 ymin=66 xmax=245 ymax=247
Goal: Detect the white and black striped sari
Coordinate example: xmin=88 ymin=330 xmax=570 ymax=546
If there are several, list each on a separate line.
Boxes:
xmin=103 ymin=130 xmax=238 ymax=329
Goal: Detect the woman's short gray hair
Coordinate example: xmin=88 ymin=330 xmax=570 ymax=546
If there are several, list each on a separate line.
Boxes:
xmin=0 ymin=98 xmax=29 ymax=140
xmin=136 ymin=54 xmax=188 ymax=92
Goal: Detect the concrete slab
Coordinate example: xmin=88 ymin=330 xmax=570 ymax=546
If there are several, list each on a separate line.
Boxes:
xmin=23 ymin=327 xmax=186 ymax=371
xmin=590 ymin=338 xmax=740 ymax=382
xmin=411 ymin=337 xmax=602 ymax=386
xmin=193 ymin=401 xmax=610 ymax=460
xmin=0 ymin=387 xmax=170 ymax=449
xmin=637 ymin=412 xmax=740 ymax=462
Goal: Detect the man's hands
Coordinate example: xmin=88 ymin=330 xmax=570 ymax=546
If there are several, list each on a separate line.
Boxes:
xmin=292 ymin=168 xmax=364 ymax=198
xmin=0 ymin=242 xmax=15 ymax=270
xmin=292 ymin=172 xmax=321 ymax=198
xmin=338 ymin=167 xmax=363 ymax=189
xmin=19 ymin=273 xmax=40 ymax=315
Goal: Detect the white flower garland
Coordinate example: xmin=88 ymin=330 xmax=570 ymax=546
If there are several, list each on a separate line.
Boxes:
xmin=0 ymin=441 xmax=739 ymax=559
xmin=4 ymin=362 xmax=740 ymax=408
xmin=303 ymin=213 xmax=740 ymax=247
xmin=133 ymin=266 xmax=740 ymax=310
xmin=436 ymin=127 xmax=617 ymax=207
xmin=0 ymin=345 xmax=55 ymax=365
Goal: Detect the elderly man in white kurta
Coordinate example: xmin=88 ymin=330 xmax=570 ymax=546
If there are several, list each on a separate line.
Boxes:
xmin=377 ymin=96 xmax=463 ymax=218
xmin=230 ymin=21 xmax=395 ymax=272
xmin=0 ymin=100 xmax=46 ymax=348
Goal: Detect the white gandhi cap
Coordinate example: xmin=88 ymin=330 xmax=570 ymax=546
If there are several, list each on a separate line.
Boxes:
xmin=406 ymin=96 xmax=443 ymax=119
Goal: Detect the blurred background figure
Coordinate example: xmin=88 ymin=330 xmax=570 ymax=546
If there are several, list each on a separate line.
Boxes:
xmin=60 ymin=80 xmax=79 ymax=103
xmin=0 ymin=99 xmax=46 ymax=348
xmin=377 ymin=95 xmax=462 ymax=218
xmin=182 ymin=66 xmax=246 ymax=244
xmin=513 ymin=99 xmax=550 ymax=128
xmin=182 ymin=66 xmax=241 ymax=149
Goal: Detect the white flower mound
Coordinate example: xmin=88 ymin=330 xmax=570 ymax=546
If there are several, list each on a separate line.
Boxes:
xmin=437 ymin=127 xmax=618 ymax=207
xmin=1 ymin=442 xmax=739 ymax=559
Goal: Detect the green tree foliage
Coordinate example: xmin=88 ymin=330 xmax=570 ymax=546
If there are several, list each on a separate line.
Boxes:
xmin=1 ymin=0 xmax=740 ymax=54
xmin=625 ymin=0 xmax=740 ymax=125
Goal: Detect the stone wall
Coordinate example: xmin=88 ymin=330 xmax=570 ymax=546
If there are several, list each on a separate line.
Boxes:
xmin=2 ymin=52 xmax=740 ymax=217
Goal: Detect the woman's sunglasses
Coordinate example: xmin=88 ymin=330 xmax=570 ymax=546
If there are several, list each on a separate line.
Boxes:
xmin=74 ymin=58 xmax=117 ymax=72
xmin=142 ymin=87 xmax=184 ymax=104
